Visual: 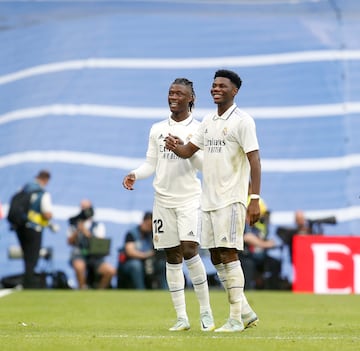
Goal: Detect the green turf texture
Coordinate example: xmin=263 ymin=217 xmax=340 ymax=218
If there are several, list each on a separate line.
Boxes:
xmin=0 ymin=289 xmax=359 ymax=351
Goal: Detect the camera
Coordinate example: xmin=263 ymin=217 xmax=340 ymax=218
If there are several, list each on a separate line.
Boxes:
xmin=69 ymin=207 xmax=94 ymax=225
xmin=308 ymin=216 xmax=337 ymax=226
xmin=308 ymin=216 xmax=337 ymax=234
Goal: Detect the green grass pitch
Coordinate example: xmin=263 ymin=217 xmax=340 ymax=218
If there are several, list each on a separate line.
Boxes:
xmin=0 ymin=289 xmax=359 ymax=351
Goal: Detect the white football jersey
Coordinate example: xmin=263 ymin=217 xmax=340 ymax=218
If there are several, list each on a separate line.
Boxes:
xmin=190 ymin=104 xmax=259 ymax=211
xmin=142 ymin=114 xmax=202 ymax=208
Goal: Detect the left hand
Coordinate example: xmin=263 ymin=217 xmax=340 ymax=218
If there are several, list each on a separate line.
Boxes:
xmin=246 ymin=200 xmax=261 ymax=226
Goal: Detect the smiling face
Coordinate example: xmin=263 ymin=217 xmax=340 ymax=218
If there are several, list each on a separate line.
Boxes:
xmin=168 ymin=83 xmax=194 ymax=121
xmin=211 ymin=76 xmax=238 ymax=114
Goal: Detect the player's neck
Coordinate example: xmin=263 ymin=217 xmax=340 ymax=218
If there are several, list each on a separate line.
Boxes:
xmin=217 ymin=101 xmax=234 ymax=116
xmin=171 ymin=111 xmax=190 ymax=122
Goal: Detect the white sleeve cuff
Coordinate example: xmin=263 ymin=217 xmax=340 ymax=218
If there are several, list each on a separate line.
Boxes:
xmin=132 ymin=156 xmax=156 ymax=179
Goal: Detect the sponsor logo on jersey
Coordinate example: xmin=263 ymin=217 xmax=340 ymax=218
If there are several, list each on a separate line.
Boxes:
xmin=204 ymin=138 xmax=225 ymax=153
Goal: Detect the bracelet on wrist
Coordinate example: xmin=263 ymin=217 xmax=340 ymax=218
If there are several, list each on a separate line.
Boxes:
xmin=250 ymin=194 xmax=260 ymax=200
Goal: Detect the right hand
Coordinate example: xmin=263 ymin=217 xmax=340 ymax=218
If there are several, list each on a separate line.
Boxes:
xmin=123 ymin=173 xmax=136 ymax=190
xmin=146 ymin=250 xmax=155 ymax=258
xmin=164 ymin=133 xmax=178 ymax=151
xmin=48 ymin=222 xmax=60 ymax=233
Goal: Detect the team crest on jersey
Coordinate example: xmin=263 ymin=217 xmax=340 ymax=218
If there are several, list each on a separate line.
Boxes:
xmin=222 ymin=128 xmax=228 ymax=136
xmin=186 ymin=134 xmax=193 ymax=142
xmin=154 ymin=234 xmax=160 ymax=242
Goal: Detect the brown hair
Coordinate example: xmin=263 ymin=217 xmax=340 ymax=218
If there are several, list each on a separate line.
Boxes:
xmin=36 ymin=170 xmax=51 ymax=180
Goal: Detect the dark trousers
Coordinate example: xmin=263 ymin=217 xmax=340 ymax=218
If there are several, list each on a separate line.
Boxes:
xmin=263 ymin=256 xmax=282 ymax=290
xmin=16 ymin=226 xmax=43 ymax=288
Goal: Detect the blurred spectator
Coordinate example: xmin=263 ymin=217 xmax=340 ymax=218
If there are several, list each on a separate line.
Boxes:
xmin=239 ymin=190 xmax=276 ymax=289
xmin=294 ymin=210 xmax=312 ymax=235
xmin=117 ymin=211 xmax=166 ymax=289
xmin=12 ymin=170 xmax=54 ymax=288
xmin=67 ymin=199 xmax=116 ymax=289
xmin=262 ymin=227 xmax=289 ymax=290
xmin=264 ymin=210 xmax=312 ymax=290
xmin=276 ymin=210 xmax=313 ymax=263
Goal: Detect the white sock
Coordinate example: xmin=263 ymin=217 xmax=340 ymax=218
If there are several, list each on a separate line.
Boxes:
xmin=217 ymin=262 xmax=254 ymax=318
xmin=224 ymin=260 xmax=244 ymax=321
xmin=185 ymin=255 xmax=212 ymax=314
xmin=241 ymin=291 xmax=254 ymax=316
xmin=215 ymin=263 xmax=227 ymax=291
xmin=166 ymin=262 xmax=188 ymax=320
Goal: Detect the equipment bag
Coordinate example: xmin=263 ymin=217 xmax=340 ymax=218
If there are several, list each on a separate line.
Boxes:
xmin=7 ymin=189 xmax=34 ymax=229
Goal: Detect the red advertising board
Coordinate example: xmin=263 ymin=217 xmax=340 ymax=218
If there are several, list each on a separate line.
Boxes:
xmin=293 ymin=235 xmax=360 ymax=294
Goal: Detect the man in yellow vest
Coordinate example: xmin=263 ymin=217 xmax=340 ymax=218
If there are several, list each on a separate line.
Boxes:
xmin=15 ymin=170 xmax=54 ymax=288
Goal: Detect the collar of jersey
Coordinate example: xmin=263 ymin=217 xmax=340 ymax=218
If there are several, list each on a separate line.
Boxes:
xmin=213 ymin=104 xmax=237 ymax=120
xmin=168 ymin=113 xmax=193 ymax=126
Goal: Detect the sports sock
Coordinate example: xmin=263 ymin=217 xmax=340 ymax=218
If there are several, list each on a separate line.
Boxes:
xmin=224 ymin=260 xmax=244 ymax=321
xmin=214 ymin=263 xmax=227 ymax=291
xmin=166 ymin=262 xmax=188 ymax=320
xmin=185 ymin=254 xmax=212 ymax=314
xmin=241 ymin=291 xmax=254 ymax=316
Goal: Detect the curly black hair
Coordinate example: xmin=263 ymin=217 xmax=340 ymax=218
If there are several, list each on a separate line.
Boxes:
xmin=214 ymin=69 xmax=242 ymax=89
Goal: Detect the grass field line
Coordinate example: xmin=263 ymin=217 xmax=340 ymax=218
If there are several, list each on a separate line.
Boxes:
xmin=99 ymin=335 xmax=360 ymax=340
xmin=0 ymin=289 xmax=14 ymax=298
xmin=5 ymin=334 xmax=359 ymax=341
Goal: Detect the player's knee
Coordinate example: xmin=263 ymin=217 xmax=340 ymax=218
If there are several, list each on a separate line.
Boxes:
xmin=181 ymin=242 xmax=198 ymax=260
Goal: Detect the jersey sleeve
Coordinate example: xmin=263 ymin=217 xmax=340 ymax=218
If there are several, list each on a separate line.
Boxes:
xmin=93 ymin=222 xmax=106 ymax=238
xmin=131 ymin=125 xmax=157 ymax=179
xmin=190 ymin=113 xmax=212 ymax=150
xmin=239 ymin=116 xmax=259 ymax=153
xmin=125 ymin=231 xmax=136 ymax=243
xmin=40 ymin=192 xmax=52 ymax=213
xmin=132 ymin=156 xmax=156 ymax=179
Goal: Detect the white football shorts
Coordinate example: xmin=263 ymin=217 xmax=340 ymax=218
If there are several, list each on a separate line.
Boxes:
xmin=152 ymin=199 xmax=201 ymax=249
xmin=201 ymin=202 xmax=246 ymax=250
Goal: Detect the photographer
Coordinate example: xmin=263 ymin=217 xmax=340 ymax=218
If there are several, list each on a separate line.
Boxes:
xmin=267 ymin=210 xmax=337 ymax=290
xmin=67 ymin=199 xmax=116 ymax=289
xmin=12 ymin=170 xmax=55 ymax=288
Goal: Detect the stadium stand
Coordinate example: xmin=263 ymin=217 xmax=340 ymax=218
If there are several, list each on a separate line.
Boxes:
xmin=0 ymin=0 xmax=359 ymax=286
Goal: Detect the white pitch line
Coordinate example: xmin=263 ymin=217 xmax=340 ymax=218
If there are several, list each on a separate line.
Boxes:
xmin=9 ymin=334 xmax=360 ymax=340
xmin=0 ymin=289 xmax=14 ymax=298
xmin=94 ymin=334 xmax=360 ymax=340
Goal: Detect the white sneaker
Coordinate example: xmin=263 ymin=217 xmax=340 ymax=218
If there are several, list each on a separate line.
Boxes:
xmin=169 ymin=318 xmax=190 ymax=331
xmin=242 ymin=312 xmax=259 ymax=329
xmin=200 ymin=311 xmax=215 ymax=332
xmin=215 ymin=318 xmax=244 ymax=333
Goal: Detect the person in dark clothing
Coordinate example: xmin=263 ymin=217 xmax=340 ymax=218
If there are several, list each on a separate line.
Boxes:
xmin=15 ymin=170 xmax=53 ymax=288
xmin=118 ymin=212 xmax=166 ymax=290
